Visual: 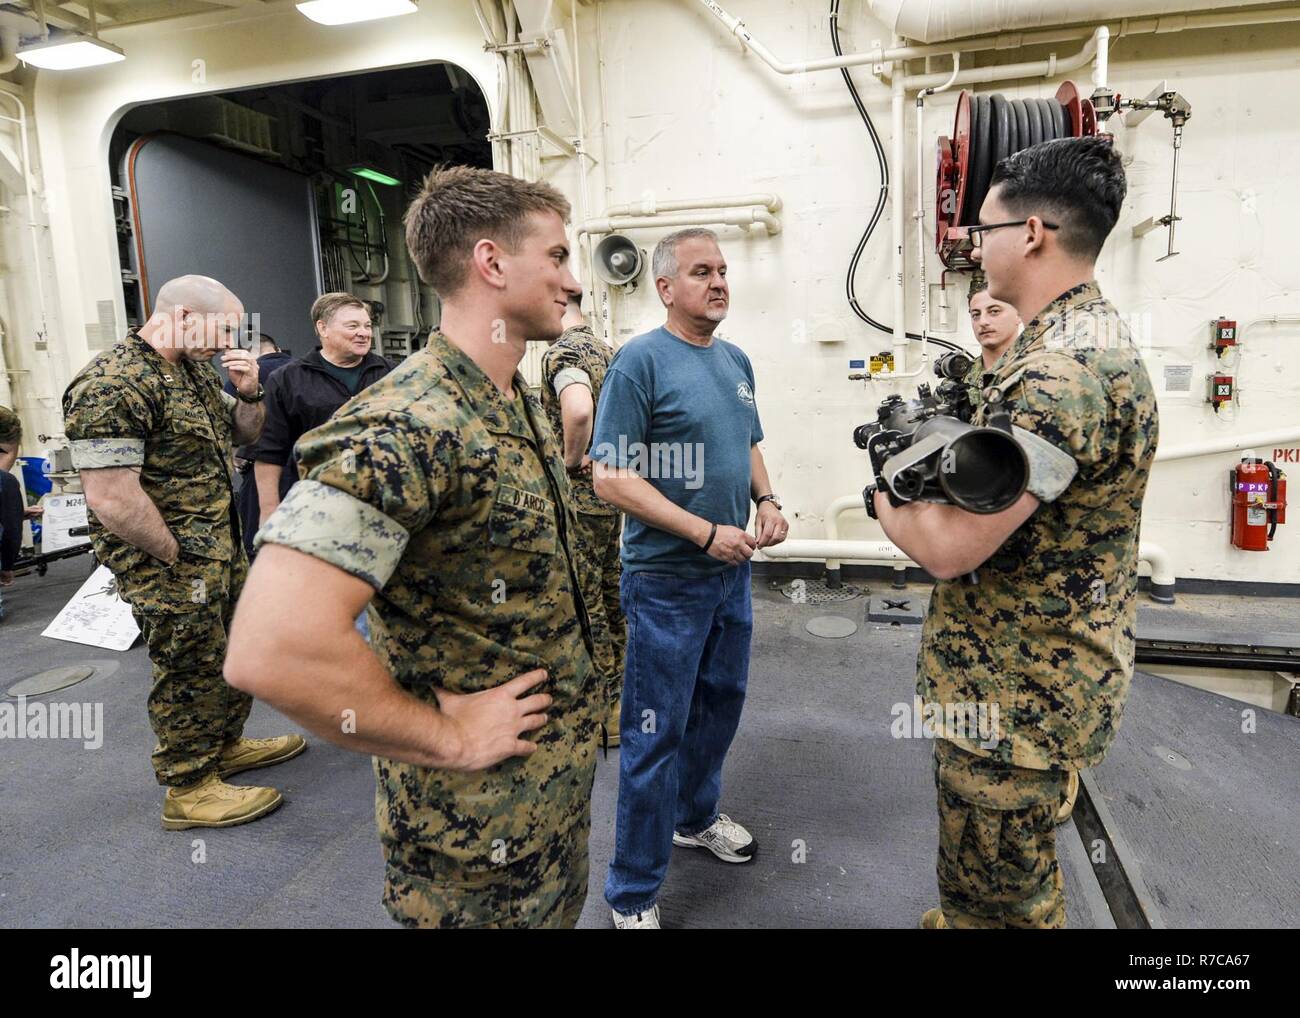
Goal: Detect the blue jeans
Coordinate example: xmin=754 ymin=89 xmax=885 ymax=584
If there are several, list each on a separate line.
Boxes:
xmin=604 ymin=561 xmax=753 ymax=915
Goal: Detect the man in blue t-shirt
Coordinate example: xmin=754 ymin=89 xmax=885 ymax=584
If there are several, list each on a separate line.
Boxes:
xmin=591 ymin=227 xmax=788 ymax=929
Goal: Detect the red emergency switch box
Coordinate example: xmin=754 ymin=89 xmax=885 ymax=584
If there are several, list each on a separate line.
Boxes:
xmin=1212 ymin=318 xmax=1237 ymax=356
xmin=1208 ymin=373 xmax=1234 ymax=411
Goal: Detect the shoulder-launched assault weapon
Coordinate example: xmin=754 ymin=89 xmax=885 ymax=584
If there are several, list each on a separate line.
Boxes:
xmin=856 ymin=351 xmax=1028 ymax=519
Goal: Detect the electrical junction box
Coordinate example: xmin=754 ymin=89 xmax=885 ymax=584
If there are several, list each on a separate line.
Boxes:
xmin=1208 ymin=373 xmax=1234 ymax=411
xmin=1212 ymin=317 xmax=1237 ymax=356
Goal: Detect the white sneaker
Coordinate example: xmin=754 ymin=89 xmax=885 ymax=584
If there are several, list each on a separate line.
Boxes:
xmin=672 ymin=813 xmax=756 ymax=864
xmin=612 ymin=905 xmax=661 ymax=929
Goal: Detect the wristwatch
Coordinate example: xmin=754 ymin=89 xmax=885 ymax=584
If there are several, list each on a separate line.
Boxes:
xmin=235 ymin=384 xmax=265 ymax=404
xmin=755 ymin=493 xmax=782 ymax=510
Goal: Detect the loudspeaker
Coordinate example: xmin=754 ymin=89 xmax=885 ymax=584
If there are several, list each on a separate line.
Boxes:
xmin=594 ymin=234 xmax=644 ymax=286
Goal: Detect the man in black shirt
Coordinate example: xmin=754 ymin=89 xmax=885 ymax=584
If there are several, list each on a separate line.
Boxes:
xmin=251 ymin=293 xmax=393 ymax=531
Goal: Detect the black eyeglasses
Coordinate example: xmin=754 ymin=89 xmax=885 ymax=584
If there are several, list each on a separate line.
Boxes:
xmin=968 ymin=220 xmax=1059 ymax=248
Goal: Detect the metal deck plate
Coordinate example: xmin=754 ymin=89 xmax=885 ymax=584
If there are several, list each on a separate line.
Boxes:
xmin=6 ymin=665 xmax=98 ymax=698
xmin=805 ymin=615 xmax=858 ymax=639
xmin=867 ymin=595 xmax=925 ymax=625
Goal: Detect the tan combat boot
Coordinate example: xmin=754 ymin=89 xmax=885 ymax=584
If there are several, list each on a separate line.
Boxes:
xmin=919 ymin=908 xmax=949 ymax=929
xmin=162 ymin=773 xmax=283 ymax=830
xmin=218 ymin=734 xmax=307 ymax=778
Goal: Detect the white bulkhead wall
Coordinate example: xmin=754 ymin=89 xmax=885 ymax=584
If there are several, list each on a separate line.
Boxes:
xmin=23 ymin=0 xmax=1300 ymax=586
xmin=561 ymin=0 xmax=1300 ymax=586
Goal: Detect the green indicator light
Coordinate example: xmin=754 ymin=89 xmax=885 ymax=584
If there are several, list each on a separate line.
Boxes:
xmin=349 ymin=166 xmax=400 ymax=186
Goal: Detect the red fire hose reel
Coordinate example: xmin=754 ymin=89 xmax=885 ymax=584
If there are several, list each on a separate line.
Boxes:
xmin=936 ymin=81 xmax=1100 ymax=271
xmin=1231 ymin=458 xmax=1287 ymax=552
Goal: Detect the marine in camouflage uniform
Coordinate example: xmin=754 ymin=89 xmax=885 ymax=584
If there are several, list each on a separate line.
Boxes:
xmin=539 ymin=324 xmax=625 ymax=740
xmin=62 ymin=331 xmax=254 ymax=787
xmin=962 ymin=281 xmax=1018 ymax=412
xmin=917 ymin=281 xmax=1159 ymax=928
xmin=964 ymin=348 xmax=1082 ymax=829
xmin=963 ymin=352 xmax=990 ymax=410
xmin=257 ymin=330 xmax=601 ymax=928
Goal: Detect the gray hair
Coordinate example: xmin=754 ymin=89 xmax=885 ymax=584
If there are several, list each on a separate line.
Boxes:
xmin=652 ymin=228 xmax=720 ymax=281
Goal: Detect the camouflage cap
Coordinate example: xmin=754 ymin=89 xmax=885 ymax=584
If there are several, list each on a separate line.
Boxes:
xmin=0 ymin=405 xmax=21 ymax=447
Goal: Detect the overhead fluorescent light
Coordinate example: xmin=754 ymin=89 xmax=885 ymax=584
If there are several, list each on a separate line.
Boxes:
xmin=296 ymin=0 xmax=418 ymax=26
xmin=349 ymin=166 xmax=401 ymax=187
xmin=18 ymin=37 xmax=125 ymax=70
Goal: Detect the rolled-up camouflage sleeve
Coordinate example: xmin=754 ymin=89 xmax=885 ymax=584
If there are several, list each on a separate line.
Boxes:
xmin=255 ymin=411 xmax=451 ymax=590
xmin=1012 ymin=353 xmax=1108 ymax=501
xmin=542 ymin=344 xmax=590 ymax=397
xmin=63 ymin=376 xmax=157 ymax=469
xmin=553 ymin=366 xmax=591 ymax=396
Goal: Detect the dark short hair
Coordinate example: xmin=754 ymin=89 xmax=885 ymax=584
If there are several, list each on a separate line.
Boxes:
xmin=404 ymin=165 xmax=571 ymax=297
xmin=989 ymin=136 xmax=1127 ymax=260
xmin=258 ymin=333 xmax=281 ymax=353
xmin=0 ymin=405 xmax=20 ymax=447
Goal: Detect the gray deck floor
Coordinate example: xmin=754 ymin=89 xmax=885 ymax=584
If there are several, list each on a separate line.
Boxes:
xmin=1 ymin=557 xmax=1295 ymax=928
xmin=1090 ymin=671 xmax=1300 ymax=928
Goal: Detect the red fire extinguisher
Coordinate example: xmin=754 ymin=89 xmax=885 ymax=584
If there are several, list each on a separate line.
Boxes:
xmin=1230 ymin=458 xmax=1287 ymax=551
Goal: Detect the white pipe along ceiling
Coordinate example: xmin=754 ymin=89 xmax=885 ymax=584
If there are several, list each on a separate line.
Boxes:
xmin=866 ymin=0 xmax=1281 ymax=44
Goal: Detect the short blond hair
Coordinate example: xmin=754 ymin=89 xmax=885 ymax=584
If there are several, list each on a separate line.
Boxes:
xmin=311 ymin=292 xmax=367 ymax=329
xmin=403 ymin=165 xmax=571 ymax=297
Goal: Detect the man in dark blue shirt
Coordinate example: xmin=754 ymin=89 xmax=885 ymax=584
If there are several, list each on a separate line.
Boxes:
xmin=591 ymin=228 xmax=788 ymax=929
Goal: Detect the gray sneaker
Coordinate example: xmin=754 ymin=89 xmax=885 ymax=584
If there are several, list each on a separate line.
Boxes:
xmin=612 ymin=905 xmax=661 ymax=929
xmin=672 ymin=813 xmax=756 ymax=863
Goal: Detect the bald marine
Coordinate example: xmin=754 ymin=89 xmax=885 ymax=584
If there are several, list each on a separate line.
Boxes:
xmin=141 ymin=275 xmax=245 ymax=361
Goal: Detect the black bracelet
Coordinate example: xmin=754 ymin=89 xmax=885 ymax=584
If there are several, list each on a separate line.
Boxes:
xmin=700 ymin=523 xmax=717 ymax=552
